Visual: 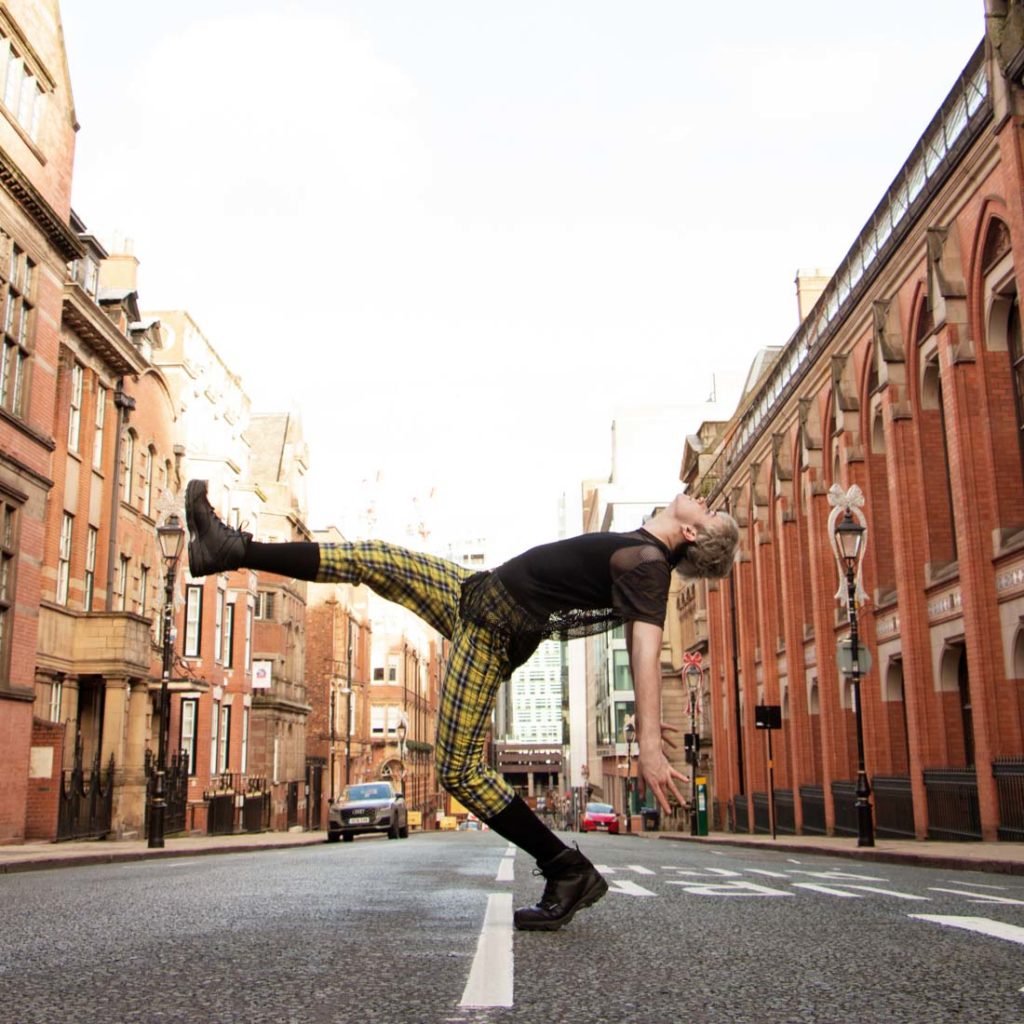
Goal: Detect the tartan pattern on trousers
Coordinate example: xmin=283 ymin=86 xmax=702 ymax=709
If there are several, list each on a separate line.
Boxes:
xmin=316 ymin=542 xmax=517 ymax=818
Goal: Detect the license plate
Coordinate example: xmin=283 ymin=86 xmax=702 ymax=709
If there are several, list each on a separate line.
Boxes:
xmin=597 ymin=824 xmax=609 ymax=830
xmin=349 ymin=816 xmax=370 ymax=824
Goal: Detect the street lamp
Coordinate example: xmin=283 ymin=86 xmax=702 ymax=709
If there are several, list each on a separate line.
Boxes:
xmin=396 ymin=719 xmax=407 ymax=797
xmin=833 ymin=502 xmax=874 ymax=848
xmin=148 ymin=512 xmax=185 ymax=849
xmin=685 ymin=667 xmax=701 ymax=836
xmin=624 ymin=718 xmax=635 ymax=833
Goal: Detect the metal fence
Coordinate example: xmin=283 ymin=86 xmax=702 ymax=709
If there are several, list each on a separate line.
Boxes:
xmin=753 ymin=792 xmax=770 ymax=834
xmin=205 ymin=774 xmax=271 ymax=835
xmin=924 ymin=768 xmax=981 ymax=841
xmin=831 ymin=780 xmax=858 ymax=837
xmin=799 ymin=785 xmax=827 ymax=835
xmin=58 ymin=748 xmax=115 ymax=841
xmin=733 ymin=795 xmax=749 ymax=833
xmin=774 ymin=789 xmax=796 ymax=835
xmin=873 ymin=775 xmax=916 ymax=839
xmin=994 ymin=758 xmax=1024 ymax=841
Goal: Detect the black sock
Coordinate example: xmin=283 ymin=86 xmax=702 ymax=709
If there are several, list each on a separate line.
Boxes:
xmin=484 ymin=796 xmax=567 ymax=864
xmin=244 ymin=541 xmax=320 ymax=580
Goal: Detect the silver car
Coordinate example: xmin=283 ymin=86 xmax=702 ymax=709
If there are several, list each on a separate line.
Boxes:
xmin=327 ymin=781 xmax=408 ymax=842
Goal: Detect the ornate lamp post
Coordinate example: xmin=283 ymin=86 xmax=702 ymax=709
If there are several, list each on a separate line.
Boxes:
xmin=624 ymin=718 xmax=635 ymax=833
xmin=830 ymin=486 xmax=874 ymax=848
xmin=685 ymin=665 xmax=701 ymax=836
xmin=148 ymin=512 xmax=185 ymax=849
xmin=396 ymin=719 xmax=407 ymax=797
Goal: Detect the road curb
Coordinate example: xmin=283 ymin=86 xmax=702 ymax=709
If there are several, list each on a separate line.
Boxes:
xmin=655 ymin=833 xmax=1024 ymax=877
xmin=0 ymin=836 xmax=327 ymax=875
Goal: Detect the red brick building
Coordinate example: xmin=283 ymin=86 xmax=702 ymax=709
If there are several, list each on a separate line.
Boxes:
xmin=0 ymin=0 xmax=83 ymax=843
xmin=697 ymin=24 xmax=1024 ymax=842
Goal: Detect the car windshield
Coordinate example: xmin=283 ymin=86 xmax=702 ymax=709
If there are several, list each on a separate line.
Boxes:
xmin=587 ymin=803 xmax=614 ymax=814
xmin=345 ymin=784 xmax=391 ymax=802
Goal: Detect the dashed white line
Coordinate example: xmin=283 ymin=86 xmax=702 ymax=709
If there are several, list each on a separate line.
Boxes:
xmin=844 ymin=885 xmax=928 ymax=901
xmin=705 ymin=867 xmax=742 ymax=877
xmin=746 ymin=869 xmax=790 ymax=878
xmin=627 ymin=864 xmax=656 ymax=875
xmin=495 ymin=858 xmax=514 ymax=882
xmin=929 ymin=887 xmax=1024 ymax=906
xmin=504 ymin=844 xmax=516 ymax=858
xmin=791 ymin=882 xmax=862 ymax=898
xmin=911 ymin=915 xmax=1024 ymax=947
xmin=460 ymin=894 xmax=514 ymax=1008
xmin=608 ymin=879 xmax=658 ymax=897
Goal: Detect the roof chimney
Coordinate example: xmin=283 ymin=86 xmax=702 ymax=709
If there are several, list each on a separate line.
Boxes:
xmin=795 ymin=267 xmax=831 ymax=323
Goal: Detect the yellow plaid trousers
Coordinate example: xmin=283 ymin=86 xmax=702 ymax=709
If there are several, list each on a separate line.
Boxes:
xmin=317 ymin=541 xmax=517 ymax=818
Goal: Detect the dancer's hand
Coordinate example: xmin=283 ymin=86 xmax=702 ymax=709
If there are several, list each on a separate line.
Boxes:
xmin=638 ymin=747 xmax=688 ymax=815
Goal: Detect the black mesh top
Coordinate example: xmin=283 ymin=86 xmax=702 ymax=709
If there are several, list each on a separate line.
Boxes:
xmin=459 ymin=528 xmax=676 ymax=670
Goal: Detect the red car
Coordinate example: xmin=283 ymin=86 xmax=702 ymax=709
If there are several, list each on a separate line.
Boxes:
xmin=581 ymin=801 xmax=619 ymax=834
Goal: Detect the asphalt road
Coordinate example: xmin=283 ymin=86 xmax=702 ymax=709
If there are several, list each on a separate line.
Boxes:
xmin=1 ymin=830 xmax=1022 ymax=1024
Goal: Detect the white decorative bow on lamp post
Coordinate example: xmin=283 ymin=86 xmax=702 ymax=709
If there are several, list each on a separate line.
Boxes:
xmin=827 ymin=484 xmax=869 ymax=608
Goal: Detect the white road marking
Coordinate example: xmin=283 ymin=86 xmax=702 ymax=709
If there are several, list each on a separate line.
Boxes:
xmin=844 ymin=885 xmax=928 ymax=901
xmin=504 ymin=844 xmax=516 ymax=858
xmin=661 ymin=868 xmax=707 ymax=876
xmin=627 ymin=864 xmax=656 ymax=875
xmin=594 ymin=864 xmax=616 ymax=874
xmin=668 ymin=880 xmax=792 ymax=897
xmin=608 ymin=879 xmax=657 ymax=897
xmin=788 ymin=870 xmax=887 ymax=882
xmin=495 ymin=858 xmax=514 ymax=882
xmin=928 ymin=888 xmax=1024 ymax=906
xmin=459 ymin=894 xmax=513 ymax=1008
xmin=705 ymin=867 xmax=742 ymax=877
xmin=938 ymin=880 xmax=1006 ymax=890
xmin=786 ymin=858 xmax=802 ymax=864
xmin=791 ymin=883 xmax=862 ymax=899
xmin=746 ymin=869 xmax=790 ymax=878
xmin=911 ymin=915 xmax=1024 ymax=947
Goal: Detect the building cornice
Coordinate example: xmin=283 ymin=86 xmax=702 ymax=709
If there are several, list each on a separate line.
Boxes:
xmin=0 ymin=143 xmax=82 ymax=261
xmin=62 ymin=283 xmax=148 ymax=376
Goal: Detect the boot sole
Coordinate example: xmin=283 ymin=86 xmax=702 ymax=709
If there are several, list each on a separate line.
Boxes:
xmin=184 ymin=479 xmax=209 ymax=577
xmin=513 ymin=875 xmax=609 ymax=932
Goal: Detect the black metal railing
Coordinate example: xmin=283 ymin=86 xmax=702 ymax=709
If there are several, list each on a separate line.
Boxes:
xmin=57 ymin=747 xmax=115 ymax=841
xmin=800 ymin=785 xmax=826 ymax=835
xmin=775 ymin=789 xmax=796 ymax=835
xmin=994 ymin=758 xmax=1024 ymax=841
xmin=874 ymin=775 xmax=916 ymax=839
xmin=924 ymin=768 xmax=981 ymax=841
xmin=752 ymin=792 xmax=770 ymax=834
xmin=733 ymin=795 xmax=749 ymax=833
xmin=204 ymin=773 xmax=269 ymax=835
xmin=831 ymin=780 xmax=858 ymax=837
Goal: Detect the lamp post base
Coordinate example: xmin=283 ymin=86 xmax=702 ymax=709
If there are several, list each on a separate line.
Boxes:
xmin=855 ymin=770 xmax=874 ymax=847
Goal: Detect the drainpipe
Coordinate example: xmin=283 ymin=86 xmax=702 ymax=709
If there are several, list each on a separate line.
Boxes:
xmin=105 ymin=380 xmax=136 ymax=611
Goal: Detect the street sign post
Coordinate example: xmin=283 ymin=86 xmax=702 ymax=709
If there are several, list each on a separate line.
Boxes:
xmin=754 ymin=704 xmax=782 ymax=840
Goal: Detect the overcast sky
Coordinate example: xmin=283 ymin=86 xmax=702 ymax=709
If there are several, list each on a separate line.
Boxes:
xmin=60 ymin=1 xmax=982 ymax=558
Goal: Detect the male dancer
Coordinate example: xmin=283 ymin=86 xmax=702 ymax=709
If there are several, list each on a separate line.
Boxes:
xmin=185 ymin=481 xmax=739 ymax=931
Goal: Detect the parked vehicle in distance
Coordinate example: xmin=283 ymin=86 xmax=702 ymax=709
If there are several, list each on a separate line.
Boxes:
xmin=328 ymin=781 xmax=408 ymax=842
xmin=580 ymin=801 xmax=619 ymax=834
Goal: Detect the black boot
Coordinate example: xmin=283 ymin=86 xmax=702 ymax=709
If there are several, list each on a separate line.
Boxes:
xmin=185 ymin=480 xmax=251 ymax=577
xmin=513 ymin=846 xmax=608 ymax=932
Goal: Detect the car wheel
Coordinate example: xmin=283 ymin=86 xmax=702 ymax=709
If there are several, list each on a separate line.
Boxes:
xmin=399 ymin=824 xmax=409 ymax=838
xmin=388 ymin=820 xmax=399 ymax=840
xmin=327 ymin=830 xmax=341 ymax=843
xmin=342 ymin=833 xmax=354 ymax=843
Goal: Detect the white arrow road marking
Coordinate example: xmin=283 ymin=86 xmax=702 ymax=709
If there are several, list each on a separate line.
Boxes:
xmin=791 ymin=883 xmax=862 ymax=898
xmin=843 ymin=885 xmax=928 ymax=901
xmin=911 ymin=915 xmax=1024 ymax=946
xmin=668 ymin=880 xmax=792 ymax=897
xmin=608 ymin=879 xmax=658 ymax=897
xmin=460 ymin=894 xmax=513 ymax=1008
xmin=495 ymin=858 xmax=514 ymax=882
xmin=928 ymin=888 xmax=1024 ymax=906
xmin=746 ymin=869 xmax=790 ymax=878
xmin=626 ymin=864 xmax=656 ymax=875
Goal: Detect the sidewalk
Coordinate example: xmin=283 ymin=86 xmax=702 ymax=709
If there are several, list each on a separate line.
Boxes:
xmin=642 ymin=829 xmax=1024 ymax=876
xmin=0 ymin=829 xmax=328 ymax=874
